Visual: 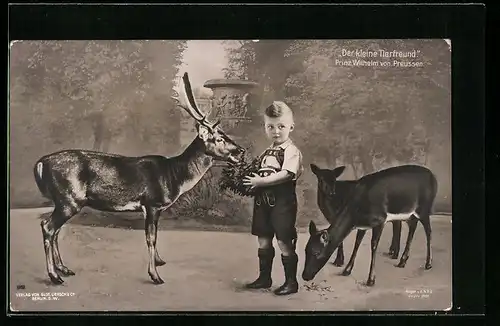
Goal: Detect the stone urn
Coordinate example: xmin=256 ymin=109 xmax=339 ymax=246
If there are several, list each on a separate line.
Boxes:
xmin=203 ymin=79 xmax=259 ymax=154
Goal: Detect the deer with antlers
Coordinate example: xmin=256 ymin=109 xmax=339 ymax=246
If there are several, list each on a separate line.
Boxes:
xmin=33 ymin=72 xmax=245 ymax=285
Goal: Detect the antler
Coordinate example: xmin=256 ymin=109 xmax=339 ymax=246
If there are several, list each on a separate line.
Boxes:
xmin=172 ymin=72 xmax=221 ymax=130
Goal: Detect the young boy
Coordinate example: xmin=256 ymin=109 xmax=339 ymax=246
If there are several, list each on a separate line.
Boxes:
xmin=242 ymin=101 xmax=303 ymax=296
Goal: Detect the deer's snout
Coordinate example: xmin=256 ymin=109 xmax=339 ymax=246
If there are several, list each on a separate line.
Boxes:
xmin=231 ymin=146 xmax=245 ymax=156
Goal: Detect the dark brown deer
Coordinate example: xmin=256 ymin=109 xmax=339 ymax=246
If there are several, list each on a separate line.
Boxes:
xmin=33 ymin=72 xmax=245 ymax=285
xmin=302 ymin=165 xmax=437 ymax=286
xmin=310 ymin=164 xmax=403 ymax=268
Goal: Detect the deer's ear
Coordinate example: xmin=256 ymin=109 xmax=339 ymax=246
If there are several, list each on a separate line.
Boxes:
xmin=198 ymin=125 xmax=211 ymax=141
xmin=310 ymin=164 xmax=320 ymax=175
xmin=309 ymin=220 xmax=317 ymax=235
xmin=332 ymin=166 xmax=346 ymax=178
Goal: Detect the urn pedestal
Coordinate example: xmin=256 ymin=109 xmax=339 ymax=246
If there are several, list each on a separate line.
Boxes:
xmin=179 ymin=79 xmax=260 ymax=225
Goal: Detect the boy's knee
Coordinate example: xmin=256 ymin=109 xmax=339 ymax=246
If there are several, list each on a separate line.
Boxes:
xmin=258 ymin=237 xmax=273 ymax=249
xmin=277 ymin=239 xmax=296 ymax=255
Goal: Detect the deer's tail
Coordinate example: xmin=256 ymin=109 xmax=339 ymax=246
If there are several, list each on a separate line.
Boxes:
xmin=419 ymin=170 xmax=439 ymax=217
xmin=428 ymin=171 xmax=439 ymax=215
xmin=33 ymin=160 xmax=51 ymax=201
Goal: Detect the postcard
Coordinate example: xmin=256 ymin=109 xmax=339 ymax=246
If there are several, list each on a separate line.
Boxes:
xmin=9 ymin=39 xmax=452 ymax=312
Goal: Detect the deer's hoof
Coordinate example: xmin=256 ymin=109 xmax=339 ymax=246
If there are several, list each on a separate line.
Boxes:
xmin=425 ymin=263 xmax=432 ymax=270
xmin=341 ymin=269 xmax=351 ymax=276
xmin=49 ymin=274 xmax=65 ymax=285
xmin=332 ymin=260 xmax=344 ymax=267
xmin=366 ymin=279 xmax=375 ymax=287
xmin=384 ymin=250 xmax=399 ymax=259
xmin=153 ymin=278 xmax=164 ymax=285
xmin=150 ymin=275 xmax=164 ymax=285
xmin=57 ymin=267 xmax=75 ymax=277
xmin=396 ymin=262 xmax=406 ymax=268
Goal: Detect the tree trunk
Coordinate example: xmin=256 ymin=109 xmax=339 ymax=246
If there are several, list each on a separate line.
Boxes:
xmin=423 ymin=139 xmax=431 ymax=165
xmin=101 ymin=135 xmax=110 ymax=153
xmin=359 ymin=146 xmax=375 ymax=174
xmin=267 ymin=41 xmax=293 ymax=99
xmin=348 ymin=154 xmax=359 ymax=179
xmin=92 ymin=119 xmax=103 ymax=151
xmin=91 ymin=112 xmax=110 ymax=152
xmin=324 ymin=153 xmax=334 ymax=168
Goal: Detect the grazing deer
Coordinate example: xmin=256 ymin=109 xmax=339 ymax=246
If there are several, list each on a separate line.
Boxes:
xmin=33 ymin=72 xmax=245 ymax=285
xmin=310 ymin=164 xmax=403 ymax=268
xmin=302 ymin=165 xmax=437 ymax=286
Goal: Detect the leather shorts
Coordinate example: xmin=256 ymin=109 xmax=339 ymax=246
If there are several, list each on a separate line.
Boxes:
xmin=255 ymin=168 xmax=278 ymax=207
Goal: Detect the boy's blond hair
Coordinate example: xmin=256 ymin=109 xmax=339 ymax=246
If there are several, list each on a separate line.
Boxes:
xmin=264 ymin=101 xmax=294 ymax=122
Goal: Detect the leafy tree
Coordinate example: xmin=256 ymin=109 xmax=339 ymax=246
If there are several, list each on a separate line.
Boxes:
xmin=9 ymin=40 xmax=187 ymax=207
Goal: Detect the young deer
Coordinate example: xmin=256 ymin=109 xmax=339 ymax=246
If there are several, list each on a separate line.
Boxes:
xmin=303 ymin=165 xmax=437 ymax=286
xmin=310 ymin=164 xmax=403 ymax=268
xmin=33 ymin=72 xmax=245 ymax=285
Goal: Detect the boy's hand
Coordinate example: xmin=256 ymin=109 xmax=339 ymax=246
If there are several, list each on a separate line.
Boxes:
xmin=242 ymin=173 xmax=263 ymax=190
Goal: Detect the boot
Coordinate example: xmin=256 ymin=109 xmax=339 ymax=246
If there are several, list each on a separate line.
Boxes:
xmin=245 ymin=247 xmax=274 ymax=289
xmin=274 ymin=253 xmax=299 ymax=296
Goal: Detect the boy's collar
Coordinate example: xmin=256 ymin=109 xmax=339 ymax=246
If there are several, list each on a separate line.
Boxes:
xmin=269 ymin=138 xmax=293 ymax=149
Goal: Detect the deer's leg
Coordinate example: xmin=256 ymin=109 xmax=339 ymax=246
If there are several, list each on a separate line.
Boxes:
xmin=53 ymin=227 xmax=75 ymax=277
xmin=154 ymin=251 xmax=166 ymax=267
xmin=388 ymin=221 xmax=402 ymax=259
xmin=332 ymin=241 xmax=345 ymax=266
xmin=143 ymin=206 xmax=163 ymax=284
xmin=396 ymin=216 xmax=419 ymax=268
xmin=419 ymin=215 xmax=433 ymax=270
xmin=342 ymin=229 xmax=366 ymax=276
xmin=153 ymin=210 xmax=166 ymax=266
xmin=41 ymin=205 xmax=79 ymax=285
xmin=366 ymin=225 xmax=383 ymax=286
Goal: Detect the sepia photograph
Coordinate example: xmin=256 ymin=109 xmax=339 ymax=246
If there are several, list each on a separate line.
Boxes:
xmin=9 ymin=39 xmax=452 ymax=312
